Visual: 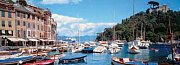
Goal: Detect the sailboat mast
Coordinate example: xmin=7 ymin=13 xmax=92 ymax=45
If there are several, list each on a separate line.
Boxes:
xmin=78 ymin=28 xmax=80 ymax=44
xmin=141 ymin=23 xmax=143 ymax=39
xmin=113 ymin=10 xmax=116 ymax=41
xmin=168 ymin=16 xmax=174 ymax=64
xmin=77 ymin=14 xmax=80 ymax=44
xmin=132 ymin=0 xmax=135 ymax=40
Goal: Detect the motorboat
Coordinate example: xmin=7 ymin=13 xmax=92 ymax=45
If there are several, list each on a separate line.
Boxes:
xmin=111 ymin=57 xmax=157 ymax=65
xmin=93 ymin=46 xmax=107 ymax=53
xmin=59 ymin=53 xmax=87 ymax=64
xmin=111 ymin=57 xmax=135 ymax=65
xmin=128 ymin=42 xmax=140 ymax=54
xmin=0 ymin=55 xmax=34 ymax=65
xmin=69 ymin=44 xmax=84 ymax=53
xmin=82 ymin=47 xmax=94 ymax=53
xmin=23 ymin=59 xmax=54 ymax=65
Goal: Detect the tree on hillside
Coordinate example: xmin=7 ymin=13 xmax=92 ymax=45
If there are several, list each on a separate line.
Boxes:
xmin=148 ymin=1 xmax=159 ymax=8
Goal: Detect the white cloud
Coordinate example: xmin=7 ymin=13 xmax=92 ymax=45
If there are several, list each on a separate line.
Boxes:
xmin=41 ymin=0 xmax=82 ymax=4
xmin=52 ymin=14 xmax=116 ymax=36
xmin=52 ymin=14 xmax=85 ymax=24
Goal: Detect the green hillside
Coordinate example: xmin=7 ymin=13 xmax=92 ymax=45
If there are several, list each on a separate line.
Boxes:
xmin=96 ymin=10 xmax=180 ymax=42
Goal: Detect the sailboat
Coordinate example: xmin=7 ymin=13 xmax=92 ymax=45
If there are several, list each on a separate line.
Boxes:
xmin=69 ymin=24 xmax=84 ymax=53
xmin=128 ymin=42 xmax=140 ymax=54
xmin=108 ymin=11 xmax=121 ymax=54
xmin=127 ymin=0 xmax=140 ymax=54
xmin=166 ymin=17 xmax=180 ymax=64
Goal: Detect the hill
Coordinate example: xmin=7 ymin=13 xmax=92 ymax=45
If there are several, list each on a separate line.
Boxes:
xmin=96 ymin=10 xmax=180 ymax=42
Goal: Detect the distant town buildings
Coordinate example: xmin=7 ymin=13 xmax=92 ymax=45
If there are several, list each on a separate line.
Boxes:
xmin=0 ymin=0 xmax=57 ymax=46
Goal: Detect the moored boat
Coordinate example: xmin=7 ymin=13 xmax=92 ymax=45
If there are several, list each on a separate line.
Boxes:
xmin=82 ymin=47 xmax=94 ymax=53
xmin=0 ymin=55 xmax=34 ymax=65
xmin=23 ymin=59 xmax=54 ymax=65
xmin=111 ymin=57 xmax=135 ymax=65
xmin=59 ymin=54 xmax=87 ymax=64
xmin=111 ymin=57 xmax=158 ymax=65
xmin=93 ymin=46 xmax=107 ymax=53
xmin=108 ymin=43 xmax=121 ymax=54
xmin=128 ymin=43 xmax=140 ymax=54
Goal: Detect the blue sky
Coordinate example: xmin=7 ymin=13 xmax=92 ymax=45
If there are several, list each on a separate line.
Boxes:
xmin=23 ymin=0 xmax=180 ymax=36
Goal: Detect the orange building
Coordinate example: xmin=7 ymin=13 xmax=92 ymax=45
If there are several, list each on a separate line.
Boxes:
xmin=0 ymin=0 xmax=57 ymax=46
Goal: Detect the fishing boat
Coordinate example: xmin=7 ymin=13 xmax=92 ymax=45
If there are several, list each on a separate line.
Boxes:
xmin=59 ymin=53 xmax=87 ymax=64
xmin=93 ymin=46 xmax=107 ymax=53
xmin=0 ymin=55 xmax=34 ymax=65
xmin=128 ymin=42 xmax=140 ymax=54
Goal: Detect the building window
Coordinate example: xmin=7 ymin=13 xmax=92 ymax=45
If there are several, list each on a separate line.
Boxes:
xmin=1 ymin=11 xmax=5 ymax=17
xmin=18 ymin=30 xmax=20 ymax=37
xmin=33 ymin=31 xmax=35 ymax=37
xmin=2 ymin=20 xmax=5 ymax=27
xmin=8 ymin=12 xmax=11 ymax=18
xmin=8 ymin=21 xmax=11 ymax=27
xmin=27 ymin=14 xmax=30 ymax=19
xmin=28 ymin=23 xmax=30 ymax=28
xmin=28 ymin=31 xmax=30 ymax=36
xmin=17 ymin=11 xmax=20 ymax=17
xmin=1 ymin=30 xmax=5 ymax=35
xmin=38 ymin=25 xmax=39 ymax=30
xmin=23 ymin=13 xmax=26 ymax=18
xmin=33 ymin=24 xmax=35 ymax=29
xmin=17 ymin=20 xmax=20 ymax=25
xmin=23 ymin=21 xmax=26 ymax=26
xmin=41 ymin=26 xmax=43 ymax=31
xmin=8 ymin=30 xmax=12 ymax=35
xmin=24 ymin=31 xmax=26 ymax=38
xmin=32 ymin=15 xmax=35 ymax=20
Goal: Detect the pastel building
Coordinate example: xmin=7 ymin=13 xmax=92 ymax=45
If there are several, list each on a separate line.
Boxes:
xmin=0 ymin=0 xmax=57 ymax=46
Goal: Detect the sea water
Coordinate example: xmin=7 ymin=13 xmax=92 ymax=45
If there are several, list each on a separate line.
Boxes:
xmin=56 ymin=44 xmax=174 ymax=65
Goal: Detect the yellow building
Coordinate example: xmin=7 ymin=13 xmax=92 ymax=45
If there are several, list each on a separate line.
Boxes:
xmin=0 ymin=0 xmax=57 ymax=46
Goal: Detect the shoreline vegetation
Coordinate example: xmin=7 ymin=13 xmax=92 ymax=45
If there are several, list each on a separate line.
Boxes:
xmin=96 ymin=4 xmax=180 ymax=42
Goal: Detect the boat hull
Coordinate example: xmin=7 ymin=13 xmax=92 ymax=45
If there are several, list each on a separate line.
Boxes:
xmin=23 ymin=60 xmax=54 ymax=65
xmin=0 ymin=56 xmax=34 ymax=65
xmin=59 ymin=54 xmax=86 ymax=64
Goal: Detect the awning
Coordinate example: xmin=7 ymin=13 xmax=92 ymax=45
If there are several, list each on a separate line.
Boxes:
xmin=7 ymin=38 xmax=19 ymax=42
xmin=48 ymin=39 xmax=56 ymax=41
xmin=28 ymin=38 xmax=39 ymax=41
xmin=40 ymin=39 xmax=46 ymax=41
xmin=18 ymin=38 xmax=26 ymax=41
xmin=7 ymin=38 xmax=26 ymax=42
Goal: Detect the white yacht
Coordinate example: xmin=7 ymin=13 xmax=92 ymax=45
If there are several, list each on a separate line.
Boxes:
xmin=93 ymin=46 xmax=107 ymax=53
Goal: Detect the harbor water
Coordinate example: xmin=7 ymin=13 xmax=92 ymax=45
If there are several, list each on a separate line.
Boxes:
xmin=55 ymin=43 xmax=175 ymax=65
